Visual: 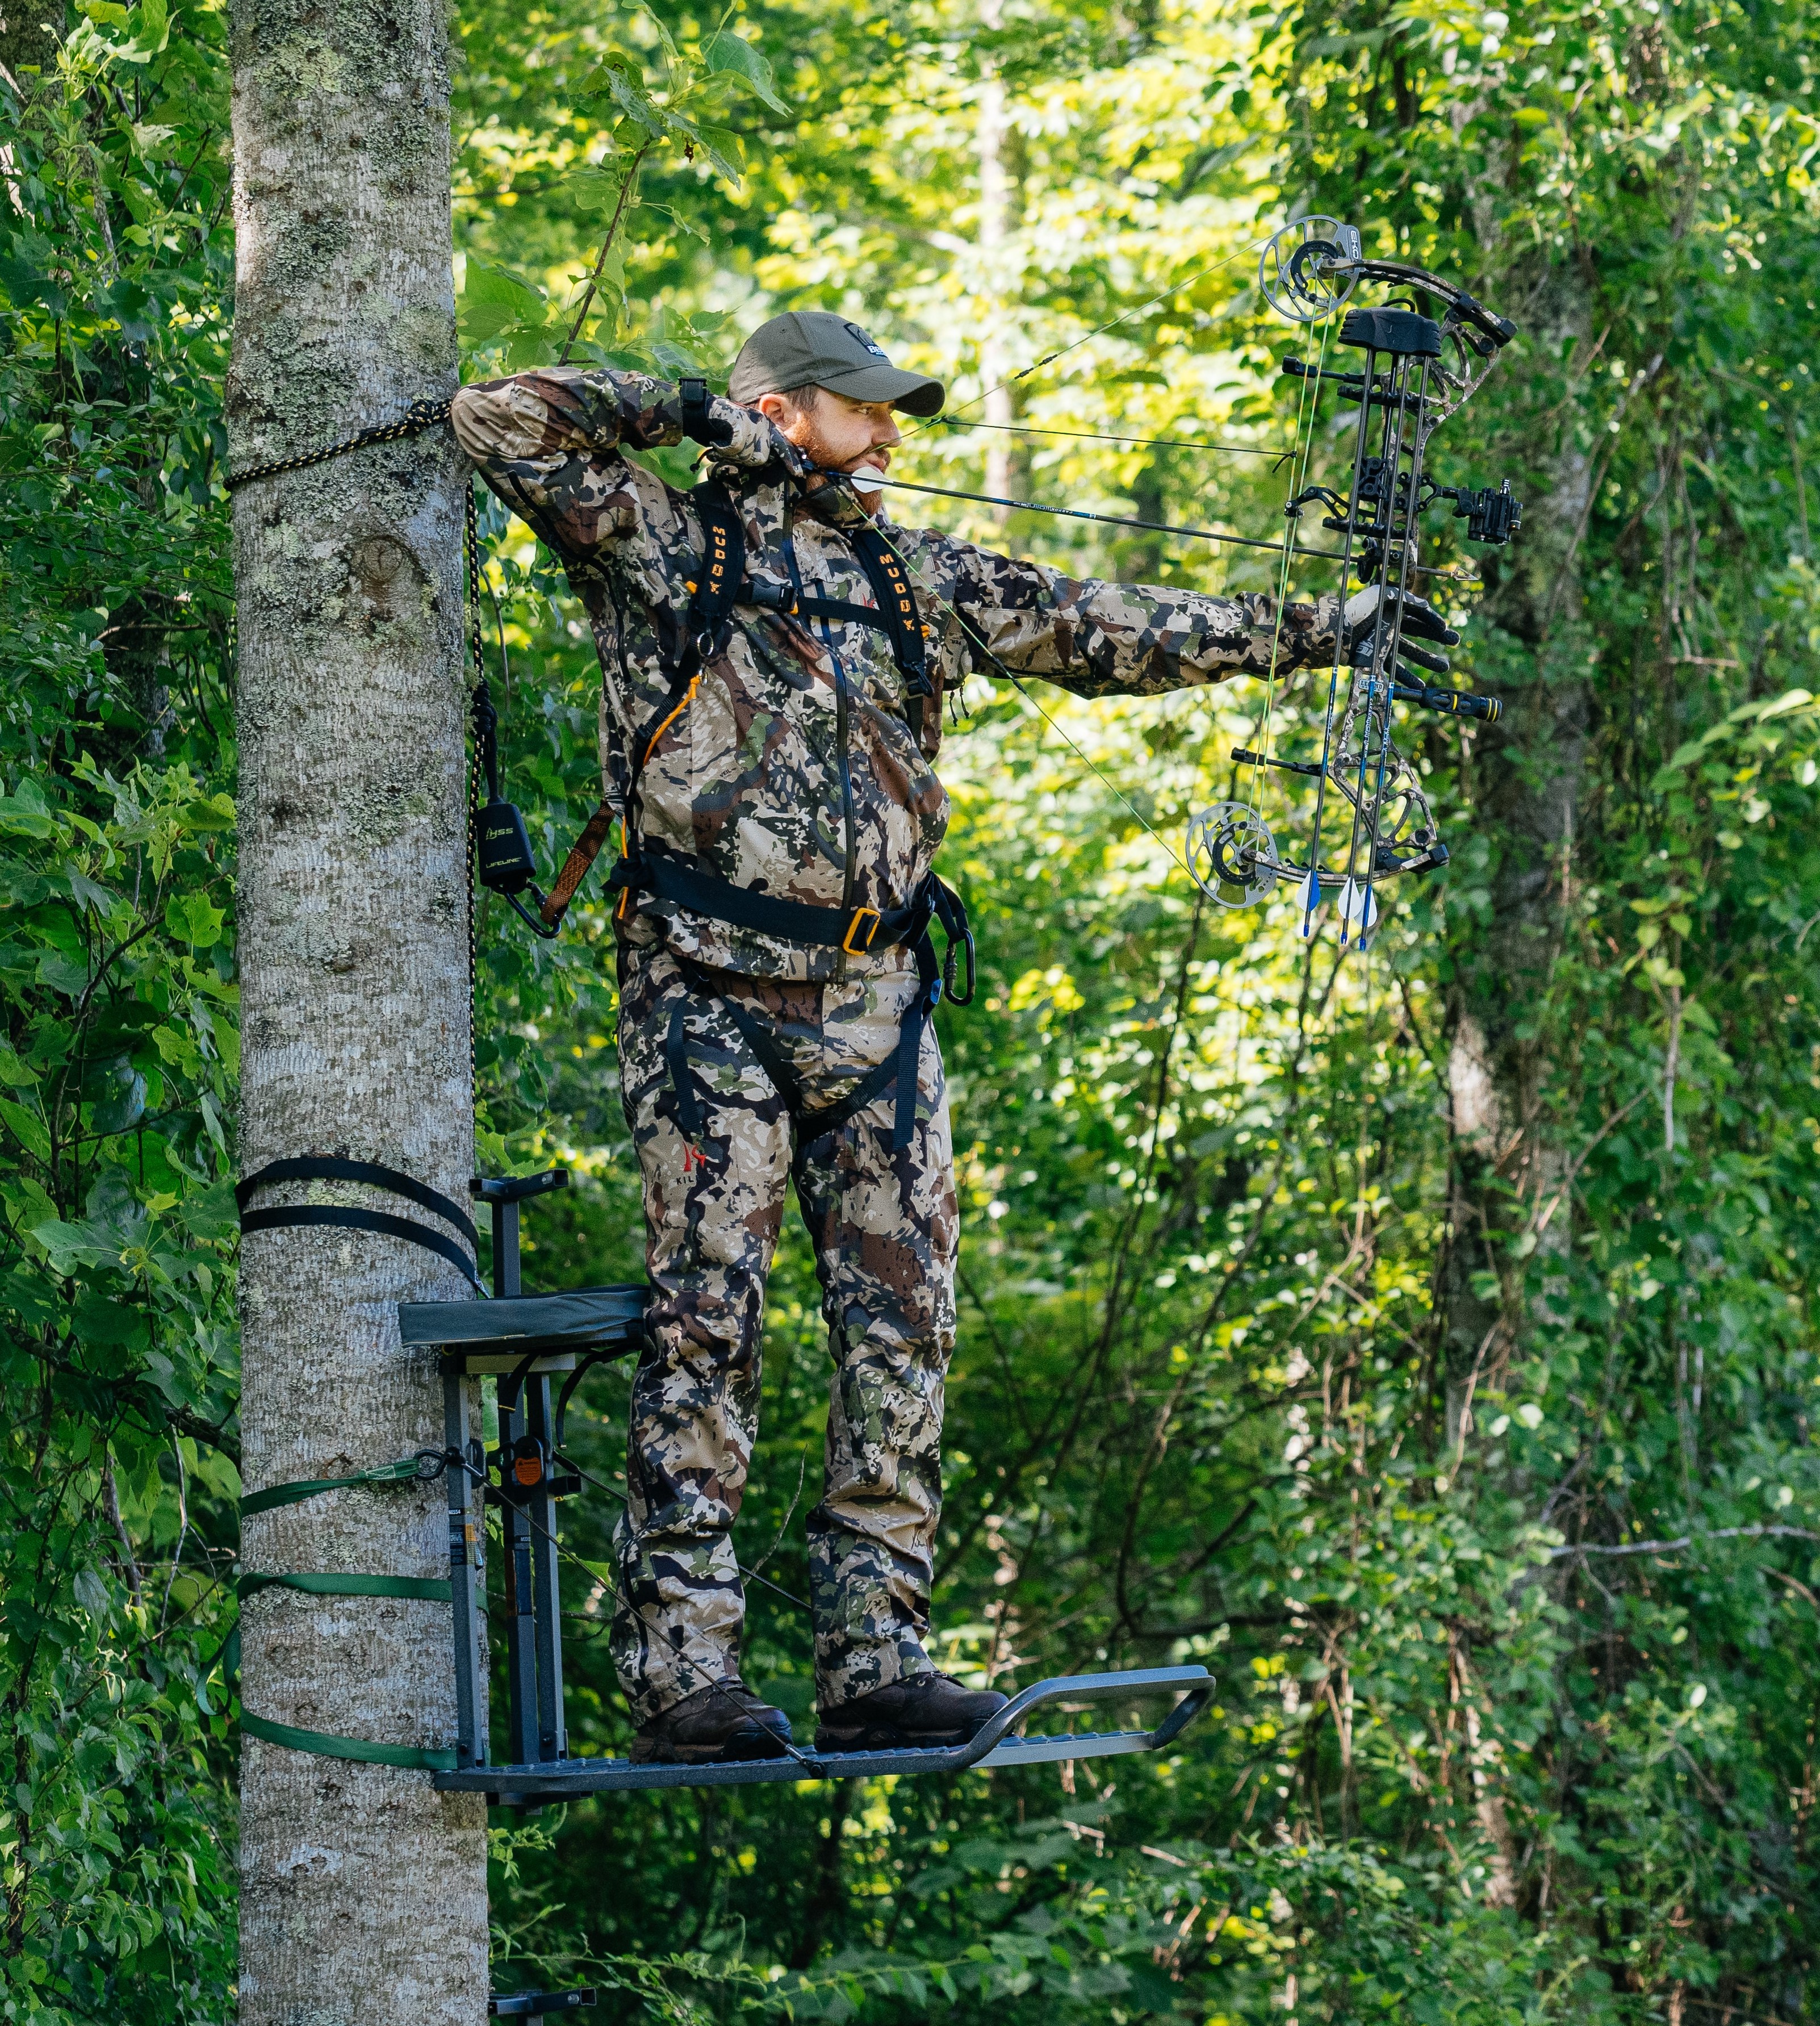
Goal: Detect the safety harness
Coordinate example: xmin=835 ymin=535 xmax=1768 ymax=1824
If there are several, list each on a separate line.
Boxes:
xmin=491 ymin=394 xmax=973 ymax=1152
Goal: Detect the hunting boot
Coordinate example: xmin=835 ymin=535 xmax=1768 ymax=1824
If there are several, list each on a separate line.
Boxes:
xmin=815 ymin=1670 xmax=1009 ymax=1752
xmin=630 ymin=1677 xmax=794 ymax=1764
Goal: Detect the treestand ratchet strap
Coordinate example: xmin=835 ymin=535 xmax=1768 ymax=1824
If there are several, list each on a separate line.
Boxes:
xmin=237 ymin=1155 xmax=484 ymax=1290
xmin=218 ymin=1450 xmax=466 ymax=1772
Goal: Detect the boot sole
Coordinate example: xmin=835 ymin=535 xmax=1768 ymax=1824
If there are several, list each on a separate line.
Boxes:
xmin=631 ymin=1726 xmax=792 ymax=1766
xmin=814 ymin=1726 xmax=970 ymax=1754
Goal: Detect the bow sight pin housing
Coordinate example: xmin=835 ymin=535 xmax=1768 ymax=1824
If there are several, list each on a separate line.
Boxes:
xmin=1438 ymin=479 xmax=1522 ymax=546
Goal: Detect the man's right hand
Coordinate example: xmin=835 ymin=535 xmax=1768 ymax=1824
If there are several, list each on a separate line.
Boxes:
xmin=698 ymin=392 xmax=817 ymax=479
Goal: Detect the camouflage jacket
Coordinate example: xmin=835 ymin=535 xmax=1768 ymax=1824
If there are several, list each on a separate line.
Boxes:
xmin=452 ymin=366 xmax=1342 ymax=982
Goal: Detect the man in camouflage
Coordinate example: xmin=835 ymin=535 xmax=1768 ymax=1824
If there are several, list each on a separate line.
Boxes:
xmin=451 ymin=310 xmax=1458 ymax=1762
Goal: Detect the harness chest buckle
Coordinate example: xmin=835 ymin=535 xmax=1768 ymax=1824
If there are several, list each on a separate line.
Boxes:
xmin=842 ymin=906 xmax=882 ymax=955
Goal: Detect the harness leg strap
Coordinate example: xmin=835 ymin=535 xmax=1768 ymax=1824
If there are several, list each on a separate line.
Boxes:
xmin=667 ymin=1000 xmax=705 ymax=1143
xmin=668 ymin=960 xmax=938 ymax=1155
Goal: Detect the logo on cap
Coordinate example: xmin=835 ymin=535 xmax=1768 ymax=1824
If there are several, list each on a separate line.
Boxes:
xmin=843 ymin=321 xmax=890 ymax=360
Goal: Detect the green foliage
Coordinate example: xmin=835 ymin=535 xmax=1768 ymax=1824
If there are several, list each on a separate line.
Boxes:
xmin=12 ymin=0 xmax=1820 ymax=2017
xmin=0 ymin=4 xmax=239 ymax=2019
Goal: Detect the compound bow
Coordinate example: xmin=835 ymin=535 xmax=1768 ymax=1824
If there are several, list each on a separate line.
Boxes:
xmin=1185 ymin=218 xmax=1524 ymax=951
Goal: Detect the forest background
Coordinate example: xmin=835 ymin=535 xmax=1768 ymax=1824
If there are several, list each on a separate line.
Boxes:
xmin=6 ymin=0 xmax=1820 ymax=2017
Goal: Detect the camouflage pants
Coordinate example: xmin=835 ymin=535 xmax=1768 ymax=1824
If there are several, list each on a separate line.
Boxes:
xmin=609 ymin=941 xmax=959 ymax=1726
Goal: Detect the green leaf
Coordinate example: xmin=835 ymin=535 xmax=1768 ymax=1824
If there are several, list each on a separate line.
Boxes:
xmin=581 ymin=53 xmax=667 ymax=138
xmin=35 ymin=949 xmax=92 ymax=997
xmin=0 ymin=1097 xmax=50 ymax=1162
xmin=462 ymin=299 xmax=526 ymax=341
xmin=74 ymin=1287 xmax=149 ymax=1349
xmin=667 ymin=113 xmax=743 ymax=183
xmin=0 ymin=1043 xmax=39 ymax=1088
xmin=165 ymin=892 xmax=224 ymax=948
xmin=702 ymin=31 xmax=790 ymax=115
xmin=461 ymin=260 xmax=551 ymax=344
xmin=180 ymin=793 xmax=236 ymax=831
xmin=29 ymin=1215 xmax=115 ymax=1278
xmin=567 ymin=167 xmax=628 ymax=213
xmin=0 ymin=792 xmax=57 ymax=838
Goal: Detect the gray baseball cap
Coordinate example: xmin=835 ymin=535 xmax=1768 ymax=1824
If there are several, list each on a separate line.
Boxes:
xmin=726 ymin=310 xmax=944 ymax=417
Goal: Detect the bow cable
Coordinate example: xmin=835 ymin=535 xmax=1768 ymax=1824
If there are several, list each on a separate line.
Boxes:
xmin=1242 ymin=312 xmax=1332 ymax=828
xmin=934 ymin=419 xmax=1290 ymax=458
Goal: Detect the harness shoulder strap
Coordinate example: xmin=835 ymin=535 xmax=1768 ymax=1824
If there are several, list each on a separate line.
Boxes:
xmin=539 ymin=478 xmax=749 ymax=931
xmin=848 ymin=527 xmax=932 ymax=698
xmin=685 ymin=477 xmax=745 ymax=659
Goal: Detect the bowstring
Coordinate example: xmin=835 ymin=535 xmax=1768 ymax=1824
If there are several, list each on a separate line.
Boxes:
xmin=1215 ymin=312 xmax=1328 ymax=1107
xmin=1242 ymin=313 xmax=1331 ymax=828
xmin=891 ymin=550 xmax=1199 ymax=886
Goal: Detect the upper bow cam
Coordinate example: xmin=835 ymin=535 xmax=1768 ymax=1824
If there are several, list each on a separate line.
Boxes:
xmin=1186 ymin=218 xmax=1524 ymax=953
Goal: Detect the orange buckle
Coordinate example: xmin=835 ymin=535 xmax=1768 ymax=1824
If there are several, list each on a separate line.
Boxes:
xmin=842 ymin=906 xmax=882 ymax=955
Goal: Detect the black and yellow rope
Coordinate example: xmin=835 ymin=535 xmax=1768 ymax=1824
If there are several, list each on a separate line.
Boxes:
xmin=224 ymin=395 xmax=455 ymax=492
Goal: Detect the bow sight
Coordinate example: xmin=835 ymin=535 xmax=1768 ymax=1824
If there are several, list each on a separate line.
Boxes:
xmin=1188 ymin=218 xmax=1524 ymax=951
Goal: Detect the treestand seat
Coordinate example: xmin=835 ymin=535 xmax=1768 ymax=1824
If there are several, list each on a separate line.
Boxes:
xmin=399 ymin=1284 xmax=647 ymax=1371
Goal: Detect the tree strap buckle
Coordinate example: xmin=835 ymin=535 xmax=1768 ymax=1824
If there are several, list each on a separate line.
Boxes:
xmin=841 ymin=906 xmax=882 ymax=955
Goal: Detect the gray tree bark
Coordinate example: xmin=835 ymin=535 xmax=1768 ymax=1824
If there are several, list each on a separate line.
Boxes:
xmin=227 ymin=0 xmax=487 ymax=2012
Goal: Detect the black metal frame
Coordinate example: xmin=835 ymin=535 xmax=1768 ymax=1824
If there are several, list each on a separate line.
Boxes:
xmin=401 ymin=1169 xmax=1215 ymax=1804
xmin=437 ymin=1665 xmax=1214 ymax=1800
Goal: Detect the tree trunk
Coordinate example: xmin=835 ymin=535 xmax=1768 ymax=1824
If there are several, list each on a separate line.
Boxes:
xmin=1441 ymin=265 xmax=1597 ymax=1440
xmin=974 ymin=0 xmax=1018 ymax=517
xmin=227 ymin=0 xmax=487 ymax=2012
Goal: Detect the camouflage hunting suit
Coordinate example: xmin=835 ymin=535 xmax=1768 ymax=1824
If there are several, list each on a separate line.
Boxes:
xmin=451 ymin=366 xmax=1342 ymax=1719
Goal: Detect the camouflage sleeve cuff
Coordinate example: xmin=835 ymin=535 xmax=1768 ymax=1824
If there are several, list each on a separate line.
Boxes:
xmin=1272 ymin=591 xmax=1343 ymax=671
xmin=452 ymin=367 xmax=679 ymax=461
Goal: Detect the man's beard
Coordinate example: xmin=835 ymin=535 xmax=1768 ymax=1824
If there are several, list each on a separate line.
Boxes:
xmin=796 ymin=413 xmax=888 ymax=498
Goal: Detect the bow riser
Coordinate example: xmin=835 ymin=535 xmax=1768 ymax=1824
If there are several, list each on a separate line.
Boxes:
xmin=1187 ymin=219 xmax=1521 ymax=943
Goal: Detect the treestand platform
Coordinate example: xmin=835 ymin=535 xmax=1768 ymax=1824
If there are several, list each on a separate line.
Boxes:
xmin=402 ymin=1169 xmax=1212 ymax=1799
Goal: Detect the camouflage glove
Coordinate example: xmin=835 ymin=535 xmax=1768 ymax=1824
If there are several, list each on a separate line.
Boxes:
xmin=1343 ymin=584 xmax=1460 ymax=675
xmin=698 ymin=394 xmax=817 ymax=480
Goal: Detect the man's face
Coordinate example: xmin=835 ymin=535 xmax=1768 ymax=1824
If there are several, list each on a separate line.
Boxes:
xmin=756 ymin=387 xmax=902 ymax=515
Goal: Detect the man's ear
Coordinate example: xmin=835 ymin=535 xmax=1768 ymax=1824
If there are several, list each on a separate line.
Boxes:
xmin=755 ymin=391 xmax=791 ymax=425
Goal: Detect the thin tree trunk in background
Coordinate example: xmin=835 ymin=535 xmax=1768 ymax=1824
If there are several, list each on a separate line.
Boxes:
xmin=975 ymin=0 xmax=1017 ymax=518
xmin=1442 ymin=267 xmax=1597 ymax=1441
xmin=227 ymin=0 xmax=487 ymax=2010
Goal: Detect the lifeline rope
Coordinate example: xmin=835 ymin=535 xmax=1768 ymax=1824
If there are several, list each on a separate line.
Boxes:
xmin=224 ymin=396 xmax=454 ymax=492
